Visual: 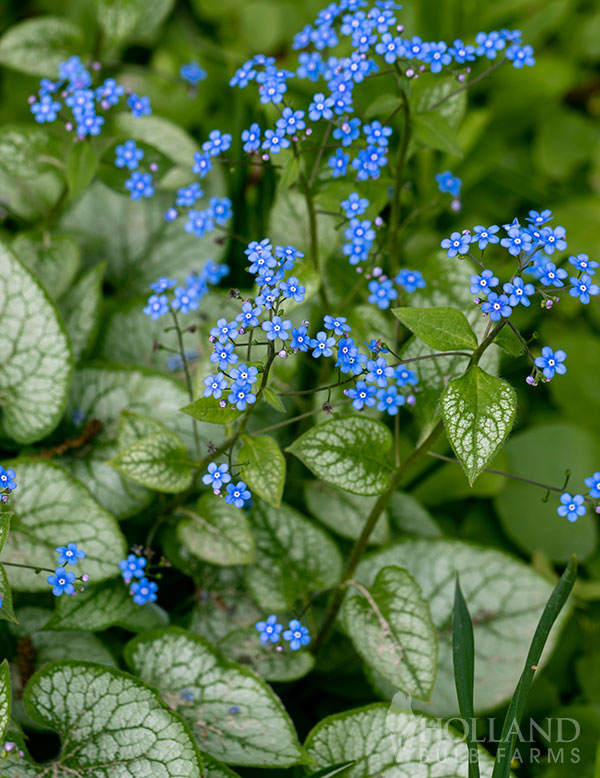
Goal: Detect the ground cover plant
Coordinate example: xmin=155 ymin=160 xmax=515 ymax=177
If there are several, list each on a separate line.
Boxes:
xmin=0 ymin=0 xmax=599 ymax=776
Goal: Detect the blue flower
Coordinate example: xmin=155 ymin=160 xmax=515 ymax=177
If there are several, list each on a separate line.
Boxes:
xmin=481 ymin=292 xmax=512 ymax=321
xmin=47 ymin=567 xmax=76 ymax=596
xmin=324 ymin=315 xmax=351 ymax=336
xmin=291 ymin=325 xmax=310 ymax=351
xmin=395 ymin=269 xmax=426 ymax=293
xmin=119 ymin=554 xmax=146 ymax=581
xmin=176 ymin=183 xmax=203 ymax=207
xmin=210 ymin=318 xmax=239 ymax=343
xmin=280 ymin=277 xmax=305 ymax=302
xmin=184 ymin=209 xmax=214 ymax=238
xmin=228 ymin=382 xmax=256 ymax=411
xmin=475 ymin=31 xmax=505 ymax=59
xmin=348 ymin=380 xmax=377 ymax=410
xmin=277 ymin=107 xmax=306 ymax=136
xmin=333 ymin=117 xmax=361 ymax=147
xmin=539 ymin=226 xmax=567 ymax=255
xmin=125 ymin=172 xmax=154 ymax=200
xmin=365 ymin=339 xmax=389 ymax=354
xmin=469 ymin=269 xmax=499 ymax=297
xmin=59 ymin=55 xmax=91 ymax=88
xmin=352 ymin=145 xmax=387 ymax=180
xmin=130 ymin=577 xmax=158 ymax=605
xmin=557 ymin=493 xmax=586 ymax=522
xmin=375 ymin=32 xmax=405 ymax=63
xmin=297 ymin=51 xmax=324 ymax=81
xmin=585 ymin=473 xmax=600 ymax=499
xmin=242 ymin=123 xmax=261 ymax=153
xmin=534 ymin=346 xmax=566 ymax=380
xmin=471 ymin=224 xmax=500 ymax=250
xmin=56 ymin=543 xmax=85 ymax=566
xmin=366 ymin=357 xmax=394 ymax=388
xmin=180 ymin=61 xmax=207 ymax=85
xmin=441 ymin=231 xmax=470 ymax=258
xmin=192 ymin=152 xmax=212 ymax=178
xmin=262 ymin=128 xmax=290 ymax=154
xmin=202 ymin=462 xmax=231 ymax=489
xmin=283 ymin=619 xmax=311 ymax=650
xmin=368 ymin=279 xmax=398 ymax=309
xmin=230 ymin=60 xmax=257 ymax=88
xmin=96 ymin=78 xmax=124 ymax=105
xmin=506 ymin=43 xmax=535 ymax=68
xmin=262 ymin=316 xmax=292 ymax=341
xmin=275 ymin=244 xmax=304 ymax=267
xmin=143 ymin=294 xmax=170 ymax=320
xmin=225 ymin=481 xmax=251 ymax=508
xmin=210 ymin=342 xmax=238 ymax=370
xmin=310 ymin=331 xmax=336 ymax=358
xmin=569 ymin=254 xmax=598 ymax=275
xmin=569 ymin=274 xmax=599 ymax=304
xmin=127 ymin=94 xmax=152 ymax=117
xmin=210 ymin=197 xmax=233 ymax=225
xmin=236 ymin=302 xmax=262 ymax=328
xmin=65 ymin=88 xmax=94 ymax=115
xmin=423 ymin=41 xmax=452 ymax=72
xmin=230 ymin=364 xmax=258 ymax=385
xmin=257 ymin=74 xmax=289 ymax=105
xmin=115 ymin=140 xmax=144 ymax=170
xmin=31 ymin=94 xmax=61 ymax=123
xmin=501 ymin=227 xmax=532 ymax=256
xmin=255 ymin=614 xmax=283 ymax=643
xmin=254 ymin=287 xmax=277 ymax=309
xmin=172 ymin=286 xmax=199 ymax=314
xmin=436 ymin=171 xmax=461 ymax=197
xmin=449 ymin=39 xmax=476 ymax=63
xmin=395 ymin=364 xmax=419 ymax=387
xmin=376 ymin=384 xmax=405 ymax=415
xmin=503 ymin=276 xmax=535 ymax=307
xmin=526 ymin=209 xmax=552 ymax=227
xmin=539 ymin=262 xmax=567 ymax=288
xmin=76 ymin=112 xmax=105 ymax=137
xmin=203 ymin=373 xmax=228 ymax=399
xmin=0 ymin=467 xmax=17 ymax=492
xmin=308 ymin=92 xmax=335 ymax=121
xmin=405 ymin=35 xmax=428 ymax=58
xmin=341 ymin=192 xmax=368 ymax=218
xmin=328 ymin=148 xmax=349 ymax=177
xmin=203 ymin=129 xmax=232 ymax=156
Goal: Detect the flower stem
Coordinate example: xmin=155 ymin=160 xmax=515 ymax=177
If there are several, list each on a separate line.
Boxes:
xmin=388 ymin=89 xmax=411 ymax=273
xmin=170 ymin=309 xmax=201 ymax=457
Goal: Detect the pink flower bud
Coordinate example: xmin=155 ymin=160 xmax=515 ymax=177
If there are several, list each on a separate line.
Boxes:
xmin=407 ymin=394 xmax=416 ymax=406
xmin=458 ymin=74 xmax=466 ymax=83
xmin=65 ymin=122 xmax=73 ymax=131
xmin=406 ymin=69 xmax=414 ymax=78
xmin=451 ymin=198 xmax=462 ymax=213
xmin=305 ymin=127 xmax=313 ymax=136
xmin=374 ymin=216 xmax=383 ymax=227
xmin=101 ymin=99 xmax=110 ymax=110
xmin=209 ymin=335 xmax=216 ymax=343
xmin=81 ymin=574 xmax=89 ymax=582
xmin=278 ymin=350 xmax=287 ymax=359
xmin=525 ymin=376 xmax=537 ymax=386
xmin=150 ymin=162 xmax=158 ymax=172
xmin=28 ymin=95 xmax=36 ymax=104
xmin=219 ymin=400 xmax=227 ymax=408
xmin=356 ymin=266 xmax=363 ymax=273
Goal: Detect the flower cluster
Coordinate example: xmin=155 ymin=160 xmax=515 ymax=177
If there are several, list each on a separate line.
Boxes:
xmin=557 ymin=472 xmax=600 ymax=523
xmin=47 ymin=542 xmax=87 ymax=597
xmin=368 ymin=266 xmax=426 ymax=309
xmin=114 ymin=139 xmax=158 ymax=201
xmin=0 ymin=466 xmax=16 ymax=503
xmin=441 ymin=209 xmax=599 ymax=384
xmin=255 ymin=615 xmax=311 ymax=650
xmin=202 ymin=463 xmax=252 ymax=509
xmin=119 ymin=552 xmax=158 ymax=605
xmin=29 ymin=55 xmax=151 ymax=138
xmin=143 ymin=261 xmax=230 ymax=320
xmin=436 ymin=170 xmax=462 ymax=212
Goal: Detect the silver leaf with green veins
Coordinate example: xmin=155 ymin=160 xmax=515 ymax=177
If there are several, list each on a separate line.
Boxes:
xmin=0 ymin=243 xmax=72 ymax=444
xmin=0 ymin=659 xmax=10 ymax=742
xmin=238 ymin=434 xmax=285 ymax=507
xmin=125 ymin=627 xmax=304 ymax=767
xmin=109 ymin=429 xmax=193 ymax=493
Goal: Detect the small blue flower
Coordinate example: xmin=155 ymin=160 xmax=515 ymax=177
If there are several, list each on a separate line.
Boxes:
xmin=262 ymin=128 xmax=290 ymax=154
xmin=308 ymin=92 xmax=334 ymax=121
xmin=203 ymin=129 xmax=232 ymax=156
xmin=481 ymin=292 xmax=512 ymax=321
xmin=441 ymin=231 xmax=470 ymax=258
xmin=475 ymin=31 xmax=505 ymax=59
xmin=127 ymin=93 xmax=152 ymax=118
xmin=276 ymin=107 xmax=306 ymax=136
xmin=534 ymin=346 xmax=566 ymax=380
xmin=449 ymin=39 xmax=476 ymax=63
xmin=176 ymin=182 xmax=203 ymax=207
xmin=569 ymin=274 xmax=599 ymax=304
xmin=506 ymin=43 xmax=535 ymax=68
xmin=192 ymin=152 xmax=212 ymax=178
xmin=503 ymin=276 xmax=535 ymax=307
xmin=501 ymin=227 xmax=532 ymax=256
xmin=230 ymin=60 xmax=257 ymax=88
xmin=228 ymin=382 xmax=256 ymax=411
xmin=297 ymin=51 xmax=324 ymax=81
xmin=328 ymin=148 xmax=349 ymax=177
xmin=76 ymin=112 xmax=105 ymax=137
xmin=275 ymin=244 xmax=304 ymax=268
xmin=185 ymin=209 xmax=214 ymax=238
xmin=324 ymin=315 xmax=351 ymax=336
xmin=115 ymin=140 xmax=144 ymax=170
xmin=262 ymin=316 xmax=292 ymax=341
xmin=469 ymin=269 xmax=499 ymax=297
xmin=471 ymin=225 xmax=500 ymax=250
xmin=255 ymin=614 xmax=283 ymax=643
xmin=280 ymin=277 xmax=305 ymax=302
xmin=0 ymin=467 xmax=17 ymax=492
xmin=569 ymin=254 xmax=598 ymax=275
xmin=96 ymin=78 xmax=125 ymax=105
xmin=56 ymin=543 xmax=85 ymax=566
xmin=375 ymin=32 xmax=406 ymax=63
xmin=130 ymin=577 xmax=158 ymax=605
xmin=125 ymin=172 xmax=154 ymax=200
xmin=310 ymin=331 xmax=336 ymax=358
xmin=291 ymin=325 xmax=310 ymax=351
xmin=423 ymin=41 xmax=452 ymax=73
xmin=366 ymin=356 xmax=394 ymax=388
xmin=65 ymin=88 xmax=95 ymax=114
xmin=143 ymin=294 xmax=169 ymax=320
xmin=368 ymin=278 xmax=398 ymax=309
xmin=395 ymin=364 xmax=419 ymax=387
xmin=210 ymin=317 xmax=239 ymax=343
xmin=236 ymin=302 xmax=262 ymax=328
xmin=395 ymin=269 xmax=426 ymax=293
xmin=341 ymin=192 xmax=368 ymax=218
xmin=242 ymin=123 xmax=261 ymax=153
xmin=180 ymin=61 xmax=207 ymax=85
xmin=348 ymin=380 xmax=377 ymax=410
xmin=526 ymin=209 xmax=552 ymax=227
xmin=376 ymin=384 xmax=405 ymax=415
xmin=436 ymin=171 xmax=462 ymax=197
xmin=585 ymin=473 xmax=600 ymax=499
xmin=210 ymin=341 xmax=238 ymax=370
xmin=119 ymin=554 xmax=147 ymax=581
xmin=210 ymin=197 xmax=233 ymax=225
xmin=31 ymin=94 xmax=61 ymax=123
xmin=47 ymin=567 xmax=76 ymax=596
xmin=557 ymin=493 xmax=586 ymax=522
xmin=225 ymin=481 xmax=251 ymax=508
xmin=203 ymin=373 xmax=228 ymax=399
xmin=352 ymin=145 xmax=387 ymax=180
xmin=365 ymin=339 xmax=389 ymax=354
xmin=171 ymin=286 xmax=199 ymax=314
xmin=539 ymin=226 xmax=567 ymax=255
xmin=539 ymin=262 xmax=567 ymax=288
xmin=150 ymin=278 xmax=177 ymax=294
xmin=202 ymin=462 xmax=231 ymax=489
xmin=333 ymin=117 xmax=361 ymax=146
xmin=283 ymin=619 xmax=310 ymax=650
xmin=230 ymin=364 xmax=258 ymax=385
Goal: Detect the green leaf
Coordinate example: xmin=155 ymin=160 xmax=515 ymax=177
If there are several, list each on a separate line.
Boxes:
xmin=93 ymin=0 xmax=144 ymax=43
xmin=118 ymin=410 xmax=168 ymax=449
xmin=181 ymin=395 xmax=243 ymax=425
xmin=220 ymin=626 xmax=315 ymax=682
xmin=387 ymin=492 xmax=441 ymax=538
xmin=108 ymin=430 xmax=193 ymax=493
xmin=356 ymin=538 xmax=567 ymax=716
xmin=304 ymin=482 xmax=390 ymax=545
xmin=0 ymin=512 xmax=10 ymax=554
xmin=492 ymin=556 xmax=577 ymax=778
xmin=111 ymin=113 xmax=199 ymax=168
xmin=66 ymin=141 xmax=98 ymax=200
xmin=441 ymin=366 xmax=516 ymax=486
xmin=44 ymin=579 xmax=168 ymax=633
xmin=412 ymin=112 xmax=463 ymax=157
xmin=411 ymin=77 xmax=467 ymax=129
xmin=263 ymin=386 xmax=286 ymax=412
xmin=305 ymin=763 xmax=355 ymax=778
xmin=202 ymin=753 xmax=243 ymax=778
xmin=0 ymin=243 xmax=72 ymax=444
xmin=239 ymin=434 xmax=285 ymax=508
xmin=0 ymin=659 xmax=9 ymax=742
xmin=305 ymin=703 xmax=498 ymax=778
xmin=12 ymin=232 xmax=79 ymax=300
xmin=494 ymin=326 xmax=525 ymax=356
xmin=59 ymin=263 xmax=105 ymax=361
xmin=13 ymin=661 xmax=204 ymax=777
xmin=0 ymin=563 xmax=16 ymax=623
xmin=269 ymin=189 xmax=339 ymax=264
xmin=365 ymin=93 xmax=403 ymax=120
xmin=343 ymin=566 xmax=437 ymax=700
xmin=1 ymin=459 xmax=126 ymax=591
xmin=392 ymin=306 xmax=478 ymax=352
xmin=287 ymin=416 xmax=392 ymax=496
xmin=0 ymin=17 xmax=83 ymax=77
xmin=0 ymin=125 xmax=63 ymax=180
xmin=125 ymin=627 xmax=304 ymax=767
xmin=452 ymin=577 xmax=480 ymax=778
xmin=279 ymin=153 xmax=300 ymax=188
xmin=246 ymin=498 xmax=342 ymax=611
xmin=176 ymin=493 xmax=256 ymax=566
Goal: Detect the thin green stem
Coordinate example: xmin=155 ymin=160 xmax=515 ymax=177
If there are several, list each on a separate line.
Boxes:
xmin=427 ymin=57 xmax=508 ymax=112
xmin=169 ymin=309 xmax=201 ymax=457
xmin=388 ymin=90 xmax=411 ymax=271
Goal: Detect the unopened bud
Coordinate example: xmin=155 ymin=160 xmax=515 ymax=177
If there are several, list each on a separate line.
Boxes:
xmin=278 ymin=349 xmax=287 ymax=359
